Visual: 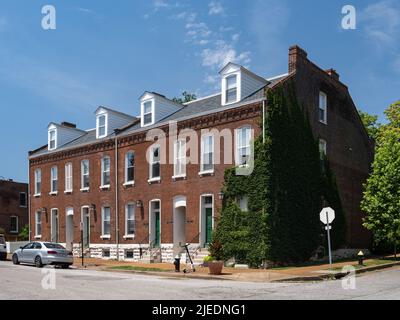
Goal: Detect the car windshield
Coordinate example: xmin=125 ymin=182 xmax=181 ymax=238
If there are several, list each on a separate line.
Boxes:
xmin=0 ymin=236 xmax=5 ymax=244
xmin=44 ymin=243 xmax=65 ymax=249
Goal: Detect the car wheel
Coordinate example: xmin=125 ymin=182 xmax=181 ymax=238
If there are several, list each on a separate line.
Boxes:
xmin=12 ymin=254 xmax=19 ymax=265
xmin=34 ymin=256 xmax=43 ymax=268
xmin=61 ymin=264 xmax=70 ymax=269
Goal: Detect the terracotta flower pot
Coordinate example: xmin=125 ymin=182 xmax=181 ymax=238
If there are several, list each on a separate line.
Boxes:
xmin=208 ymin=261 xmax=224 ymax=275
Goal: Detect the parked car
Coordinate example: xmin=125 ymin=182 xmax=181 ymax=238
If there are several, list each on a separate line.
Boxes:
xmin=0 ymin=234 xmax=7 ymax=261
xmin=12 ymin=242 xmax=73 ymax=268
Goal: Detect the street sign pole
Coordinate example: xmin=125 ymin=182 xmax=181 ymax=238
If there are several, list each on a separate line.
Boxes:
xmin=320 ymin=207 xmax=335 ymax=269
xmin=326 ymin=212 xmax=332 ymax=268
xmin=80 ymin=222 xmax=84 ymax=267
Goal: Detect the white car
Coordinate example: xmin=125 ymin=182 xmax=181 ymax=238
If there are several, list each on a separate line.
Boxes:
xmin=0 ymin=234 xmax=7 ymax=261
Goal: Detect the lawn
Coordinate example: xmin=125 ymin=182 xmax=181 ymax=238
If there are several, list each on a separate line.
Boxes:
xmin=109 ymin=265 xmax=171 ymax=272
xmin=328 ymin=259 xmax=396 ymax=271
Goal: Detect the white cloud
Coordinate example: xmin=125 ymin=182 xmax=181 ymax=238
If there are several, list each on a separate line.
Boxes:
xmin=185 ymin=22 xmax=212 ymax=40
xmin=153 ymin=0 xmax=169 ymax=10
xmin=208 ymin=1 xmax=225 ymax=16
xmin=76 ymin=7 xmax=93 ymax=14
xmin=201 ymin=40 xmax=251 ymax=69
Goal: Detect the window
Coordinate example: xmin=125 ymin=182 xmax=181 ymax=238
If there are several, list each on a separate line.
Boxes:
xmin=236 ymin=126 xmax=252 ymax=166
xmin=97 ymin=114 xmax=107 ymax=138
xmin=319 ymin=92 xmax=327 ymax=124
xmin=101 ymin=157 xmax=111 ymax=187
xmin=10 ymin=216 xmax=18 ymax=233
xmin=65 ymin=163 xmax=73 ymax=192
xmin=319 ymin=139 xmax=327 ymax=159
xmin=238 ymin=196 xmax=249 ymax=212
xmin=125 ymin=152 xmax=135 ymax=183
xmin=50 ymin=166 xmax=58 ymax=193
xmin=34 ymin=169 xmax=42 ymax=195
xmin=81 ymin=160 xmax=90 ymax=189
xmin=174 ymin=139 xmax=186 ymax=177
xmin=125 ymin=204 xmax=135 ymax=236
xmin=102 ymin=249 xmax=110 ymax=258
xmin=102 ymin=207 xmax=111 ymax=237
xmin=149 ymin=146 xmax=161 ymax=180
xmin=142 ymin=101 xmax=153 ymax=126
xmin=19 ymin=192 xmax=27 ymax=207
xmin=125 ymin=249 xmax=134 ymax=259
xmin=225 ymin=75 xmax=238 ymax=104
xmin=35 ymin=211 xmax=42 ymax=237
xmin=48 ymin=129 xmax=57 ymax=150
xmin=201 ymin=135 xmax=214 ymax=173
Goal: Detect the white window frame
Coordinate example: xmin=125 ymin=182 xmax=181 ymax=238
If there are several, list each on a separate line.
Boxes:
xmin=101 ymin=207 xmax=111 ymax=238
xmin=81 ymin=160 xmax=90 ymax=191
xmin=19 ymin=192 xmax=27 ymax=207
xmin=237 ymin=195 xmax=249 ymax=212
xmin=48 ymin=129 xmax=57 ymax=150
xmin=235 ymin=126 xmax=252 ymax=167
xmin=34 ymin=169 xmax=42 ymax=196
xmin=173 ymin=139 xmax=187 ymax=178
xmin=141 ymin=99 xmax=154 ymax=127
xmin=96 ymin=113 xmax=108 ymax=139
xmin=65 ymin=162 xmax=73 ymax=193
xmin=35 ymin=211 xmax=42 ymax=238
xmin=10 ymin=216 xmax=18 ymax=233
xmin=199 ymin=134 xmax=214 ymax=174
xmin=124 ymin=203 xmax=136 ymax=238
xmin=319 ymin=92 xmax=327 ymax=124
xmin=199 ymin=194 xmax=215 ymax=246
xmin=101 ymin=156 xmax=111 ymax=188
xmin=124 ymin=151 xmax=135 ymax=185
xmin=225 ymin=74 xmax=238 ymax=104
xmin=149 ymin=145 xmax=161 ymax=182
xmin=221 ymin=72 xmax=241 ymax=106
xmin=50 ymin=166 xmax=58 ymax=194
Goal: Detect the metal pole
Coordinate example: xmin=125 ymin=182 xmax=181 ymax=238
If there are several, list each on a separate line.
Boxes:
xmin=81 ymin=226 xmax=84 ymax=267
xmin=115 ymin=136 xmax=120 ymax=261
xmin=326 ymin=212 xmax=332 ymax=268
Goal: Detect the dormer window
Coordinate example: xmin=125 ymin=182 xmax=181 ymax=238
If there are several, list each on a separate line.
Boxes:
xmin=142 ymin=100 xmax=154 ymax=127
xmin=97 ymin=114 xmax=107 ymax=138
xmin=48 ymin=129 xmax=57 ymax=150
xmin=225 ymin=75 xmax=238 ymax=104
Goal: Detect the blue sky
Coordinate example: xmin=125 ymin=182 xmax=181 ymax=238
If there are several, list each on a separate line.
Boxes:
xmin=0 ymin=0 xmax=399 ymax=183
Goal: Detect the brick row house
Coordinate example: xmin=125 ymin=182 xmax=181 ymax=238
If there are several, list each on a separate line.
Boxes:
xmin=0 ymin=179 xmax=28 ymax=241
xmin=28 ymin=46 xmax=374 ymax=262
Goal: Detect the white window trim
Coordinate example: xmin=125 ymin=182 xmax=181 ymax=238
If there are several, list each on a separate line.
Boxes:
xmin=81 ymin=160 xmax=90 ymax=191
xmin=149 ymin=145 xmax=161 ymax=181
xmin=10 ymin=216 xmax=18 ymax=233
xmin=34 ymin=169 xmax=42 ymax=196
xmin=235 ymin=126 xmax=253 ymax=167
xmin=65 ymin=162 xmax=73 ymax=193
xmin=173 ymin=139 xmax=187 ymax=179
xmin=96 ymin=113 xmax=108 ymax=139
xmin=101 ymin=207 xmax=111 ymax=238
xmin=319 ymin=91 xmax=328 ymax=125
xmin=221 ymin=72 xmax=241 ymax=106
xmin=125 ymin=151 xmax=135 ymax=184
xmin=35 ymin=211 xmax=42 ymax=238
xmin=19 ymin=192 xmax=27 ymax=208
xmin=101 ymin=156 xmax=111 ymax=188
xmin=124 ymin=203 xmax=136 ymax=238
xmin=48 ymin=129 xmax=57 ymax=150
xmin=141 ymin=99 xmax=155 ymax=127
xmin=50 ymin=166 xmax=58 ymax=194
xmin=199 ymin=134 xmax=215 ymax=175
xmin=199 ymin=194 xmax=215 ymax=246
xmin=149 ymin=199 xmax=161 ymax=245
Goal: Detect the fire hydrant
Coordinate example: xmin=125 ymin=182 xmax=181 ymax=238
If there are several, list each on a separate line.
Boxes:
xmin=358 ymin=251 xmax=365 ymax=266
xmin=173 ymin=255 xmax=181 ymax=272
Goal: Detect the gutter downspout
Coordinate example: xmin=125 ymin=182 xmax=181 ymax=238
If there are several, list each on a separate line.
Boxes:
xmin=114 ymin=134 xmax=120 ymax=261
xmin=262 ymin=99 xmax=266 ymax=144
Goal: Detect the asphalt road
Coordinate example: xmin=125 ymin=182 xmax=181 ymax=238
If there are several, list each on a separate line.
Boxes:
xmin=1 ymin=261 xmax=400 ymax=300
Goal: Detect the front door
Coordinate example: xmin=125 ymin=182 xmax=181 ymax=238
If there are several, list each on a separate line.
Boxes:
xmin=154 ymin=212 xmax=160 ymax=247
xmin=82 ymin=208 xmax=90 ymax=249
xmin=205 ymin=208 xmax=213 ymax=245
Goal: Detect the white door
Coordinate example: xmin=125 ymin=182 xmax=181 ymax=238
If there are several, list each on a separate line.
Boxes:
xmin=66 ymin=208 xmax=74 ymax=251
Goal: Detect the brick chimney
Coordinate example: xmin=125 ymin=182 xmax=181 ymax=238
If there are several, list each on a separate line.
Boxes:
xmin=325 ymin=68 xmax=340 ymax=81
xmin=61 ymin=121 xmax=77 ymax=129
xmin=288 ymin=45 xmax=308 ymax=73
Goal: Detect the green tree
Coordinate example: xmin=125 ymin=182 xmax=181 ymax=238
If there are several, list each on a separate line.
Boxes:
xmin=361 ymin=101 xmax=400 ymax=258
xmin=18 ymin=225 xmax=29 ymax=241
xmin=172 ymin=91 xmax=197 ymax=104
xmin=358 ymin=109 xmax=381 ymax=140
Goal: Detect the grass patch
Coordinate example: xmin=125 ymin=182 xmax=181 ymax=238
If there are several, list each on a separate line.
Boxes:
xmin=109 ymin=265 xmax=171 ymax=272
xmin=327 ymin=259 xmax=396 ymax=271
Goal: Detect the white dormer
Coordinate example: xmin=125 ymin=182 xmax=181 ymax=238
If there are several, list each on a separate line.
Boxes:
xmin=47 ymin=122 xmax=85 ymax=151
xmin=140 ymin=92 xmax=182 ymax=127
xmin=95 ymin=107 xmax=135 ymax=139
xmin=219 ymin=63 xmax=268 ymax=106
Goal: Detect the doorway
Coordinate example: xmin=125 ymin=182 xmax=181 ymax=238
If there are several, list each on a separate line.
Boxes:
xmin=81 ymin=207 xmax=90 ymax=249
xmin=173 ymin=196 xmax=187 ymax=256
xmin=149 ymin=200 xmax=161 ymax=248
xmin=200 ymin=195 xmax=214 ymax=247
xmin=65 ymin=207 xmax=74 ymax=251
xmin=51 ymin=209 xmax=59 ymax=243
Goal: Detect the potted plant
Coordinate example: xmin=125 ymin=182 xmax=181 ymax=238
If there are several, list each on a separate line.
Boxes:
xmin=207 ymin=241 xmax=224 ymax=275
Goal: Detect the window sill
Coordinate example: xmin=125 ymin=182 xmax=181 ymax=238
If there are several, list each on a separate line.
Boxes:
xmin=123 ymin=181 xmax=135 ymax=187
xmin=319 ymin=120 xmax=327 ymax=125
xmin=34 ymin=235 xmax=42 ymax=239
xmin=123 ymin=235 xmax=135 ymax=240
xmin=10 ymin=231 xmax=18 ymax=234
xmin=148 ymin=177 xmax=161 ymax=184
xmin=100 ymin=185 xmax=111 ymax=191
xmin=172 ymin=175 xmax=187 ymax=181
xmin=100 ymin=235 xmax=111 ymax=240
xmin=49 ymin=191 xmax=58 ymax=196
xmin=80 ymin=188 xmax=90 ymax=193
xmin=33 ymin=194 xmax=41 ymax=198
xmin=64 ymin=190 xmax=73 ymax=195
xmin=198 ymin=170 xmax=214 ymax=177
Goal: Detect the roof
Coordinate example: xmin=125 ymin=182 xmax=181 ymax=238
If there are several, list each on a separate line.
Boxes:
xmin=95 ymin=106 xmax=137 ymax=120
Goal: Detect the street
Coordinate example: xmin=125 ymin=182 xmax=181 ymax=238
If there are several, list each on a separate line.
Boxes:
xmin=1 ymin=261 xmax=400 ymax=300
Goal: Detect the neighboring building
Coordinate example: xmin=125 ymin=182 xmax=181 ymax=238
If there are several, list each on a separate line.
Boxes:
xmin=28 ymin=45 xmax=374 ymax=262
xmin=0 ymin=179 xmax=28 ymax=241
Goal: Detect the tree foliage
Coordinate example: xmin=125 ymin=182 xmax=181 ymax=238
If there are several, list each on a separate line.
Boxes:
xmin=358 ymin=109 xmax=381 ymax=140
xmin=172 ymin=91 xmax=197 ymax=104
xmin=18 ymin=225 xmax=29 ymax=241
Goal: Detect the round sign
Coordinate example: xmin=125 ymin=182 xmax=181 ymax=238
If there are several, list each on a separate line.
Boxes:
xmin=320 ymin=207 xmax=335 ymax=225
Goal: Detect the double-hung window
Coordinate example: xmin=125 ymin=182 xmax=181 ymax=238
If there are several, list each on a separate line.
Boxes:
xmin=319 ymin=139 xmax=327 ymax=159
xmin=48 ymin=130 xmax=56 ymax=150
xmin=97 ymin=114 xmax=107 ymax=138
xmin=10 ymin=216 xmax=18 ymax=233
xmin=125 ymin=204 xmax=135 ymax=236
xmin=236 ymin=126 xmax=252 ymax=166
xmin=319 ymin=92 xmax=327 ymax=124
xmin=102 ymin=207 xmax=111 ymax=237
xmin=225 ymin=75 xmax=238 ymax=104
xmin=150 ymin=146 xmax=161 ymax=180
xmin=101 ymin=157 xmax=111 ymax=187
xmin=81 ymin=160 xmax=90 ymax=190
xmin=174 ymin=139 xmax=186 ymax=177
xmin=50 ymin=166 xmax=58 ymax=193
xmin=35 ymin=211 xmax=42 ymax=237
xmin=201 ymin=135 xmax=214 ymax=173
xmin=19 ymin=192 xmax=27 ymax=207
xmin=143 ymin=101 xmax=153 ymax=126
xmin=65 ymin=162 xmax=73 ymax=192
xmin=34 ymin=169 xmax=42 ymax=196
xmin=125 ymin=152 xmax=135 ymax=184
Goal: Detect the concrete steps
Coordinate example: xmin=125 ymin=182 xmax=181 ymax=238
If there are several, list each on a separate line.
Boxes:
xmin=191 ymin=248 xmax=210 ymax=266
xmin=139 ymin=248 xmax=162 ymax=264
